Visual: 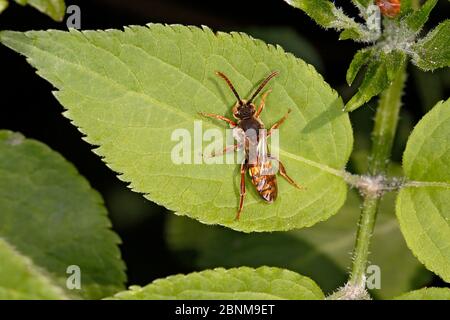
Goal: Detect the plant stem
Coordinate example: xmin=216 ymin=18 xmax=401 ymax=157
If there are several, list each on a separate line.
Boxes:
xmin=349 ymin=62 xmax=407 ymax=288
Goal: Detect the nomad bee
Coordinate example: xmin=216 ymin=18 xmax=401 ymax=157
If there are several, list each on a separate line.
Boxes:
xmin=199 ymin=71 xmax=303 ymax=220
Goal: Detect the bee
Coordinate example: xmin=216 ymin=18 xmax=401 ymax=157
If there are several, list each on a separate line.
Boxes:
xmin=376 ymin=0 xmax=401 ymax=18
xmin=199 ymin=71 xmax=303 ymax=220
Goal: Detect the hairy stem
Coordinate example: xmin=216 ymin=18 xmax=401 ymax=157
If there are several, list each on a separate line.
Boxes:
xmin=349 ymin=62 xmax=407 ymax=289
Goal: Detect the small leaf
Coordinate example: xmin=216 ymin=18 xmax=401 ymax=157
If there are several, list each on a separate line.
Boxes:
xmin=0 ymin=0 xmax=8 ymax=14
xmin=346 ymin=48 xmax=375 ymax=85
xmin=395 ymin=288 xmax=450 ymax=300
xmin=0 ymin=25 xmax=354 ymax=232
xmin=283 ymin=0 xmax=374 ymax=42
xmin=345 ymin=50 xmax=407 ymax=111
xmin=396 ymin=99 xmax=450 ymax=283
xmin=0 ymin=238 xmax=67 ymax=299
xmin=404 ymin=0 xmax=438 ymax=33
xmin=412 ymin=20 xmax=450 ymax=71
xmin=0 ymin=130 xmax=126 ymax=299
xmin=109 ymin=267 xmax=324 ymax=300
xmin=13 ymin=0 xmax=65 ymax=21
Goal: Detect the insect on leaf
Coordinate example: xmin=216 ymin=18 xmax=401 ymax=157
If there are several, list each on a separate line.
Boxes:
xmin=108 ymin=266 xmax=324 ymax=300
xmin=396 ymin=99 xmax=450 ymax=283
xmin=0 ymin=24 xmax=353 ymax=232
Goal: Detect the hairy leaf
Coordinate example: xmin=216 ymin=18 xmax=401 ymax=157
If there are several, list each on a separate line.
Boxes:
xmin=395 ymin=287 xmax=450 ymax=300
xmin=167 ymin=190 xmax=431 ymax=299
xmin=396 ymin=99 xmax=450 ymax=283
xmin=345 ymin=50 xmax=407 ymax=111
xmin=109 ymin=267 xmax=324 ymax=300
xmin=283 ymin=0 xmax=374 ymax=42
xmin=0 ymin=130 xmax=126 ymax=299
xmin=13 ymin=0 xmax=65 ymax=21
xmin=412 ymin=20 xmax=450 ymax=71
xmin=404 ymin=0 xmax=438 ymax=33
xmin=0 ymin=25 xmax=353 ymax=232
xmin=0 ymin=238 xmax=67 ymax=299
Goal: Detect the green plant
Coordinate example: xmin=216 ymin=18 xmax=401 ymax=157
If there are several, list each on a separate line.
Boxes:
xmin=0 ymin=0 xmax=449 ymax=300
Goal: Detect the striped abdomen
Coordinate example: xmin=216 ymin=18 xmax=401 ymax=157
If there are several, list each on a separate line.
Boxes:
xmin=248 ymin=161 xmax=278 ymax=203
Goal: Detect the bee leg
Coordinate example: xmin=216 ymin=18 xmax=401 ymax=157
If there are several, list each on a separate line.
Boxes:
xmin=270 ymin=156 xmax=304 ymax=190
xmin=204 ymin=143 xmax=241 ymax=158
xmin=236 ymin=162 xmax=247 ymax=220
xmin=268 ymin=109 xmax=291 ymax=137
xmin=198 ymin=112 xmax=237 ymax=127
xmin=255 ymin=90 xmax=272 ymax=117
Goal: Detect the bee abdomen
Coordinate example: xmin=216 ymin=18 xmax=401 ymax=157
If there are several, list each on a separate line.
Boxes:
xmin=249 ymin=166 xmax=278 ymax=202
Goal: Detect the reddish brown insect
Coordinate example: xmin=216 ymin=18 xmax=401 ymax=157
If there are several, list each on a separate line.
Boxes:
xmin=376 ymin=0 xmax=401 ymax=18
xmin=199 ymin=71 xmax=303 ymax=220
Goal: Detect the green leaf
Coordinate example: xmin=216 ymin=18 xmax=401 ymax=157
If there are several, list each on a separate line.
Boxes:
xmin=396 ymin=99 xmax=450 ymax=283
xmin=400 ymin=0 xmax=415 ymax=14
xmin=283 ymin=0 xmax=339 ymax=27
xmin=283 ymin=0 xmax=375 ymax=42
xmin=412 ymin=20 xmax=450 ymax=71
xmin=351 ymin=0 xmax=371 ymax=8
xmin=395 ymin=287 xmax=450 ymax=300
xmin=109 ymin=267 xmax=324 ymax=300
xmin=0 ymin=130 xmax=126 ymax=299
xmin=0 ymin=238 xmax=67 ymax=299
xmin=346 ymin=48 xmax=374 ymax=86
xmin=167 ymin=189 xmax=431 ymax=299
xmin=404 ymin=0 xmax=438 ymax=33
xmin=13 ymin=0 xmax=65 ymax=21
xmin=345 ymin=50 xmax=407 ymax=111
xmin=0 ymin=25 xmax=353 ymax=232
xmin=0 ymin=0 xmax=8 ymax=14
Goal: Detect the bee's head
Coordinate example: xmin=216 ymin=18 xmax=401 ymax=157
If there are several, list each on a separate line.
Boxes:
xmin=216 ymin=71 xmax=279 ymax=120
xmin=232 ymin=100 xmax=256 ymax=120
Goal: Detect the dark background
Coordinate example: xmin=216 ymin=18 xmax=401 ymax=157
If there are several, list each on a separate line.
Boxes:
xmin=0 ymin=0 xmax=449 ymax=290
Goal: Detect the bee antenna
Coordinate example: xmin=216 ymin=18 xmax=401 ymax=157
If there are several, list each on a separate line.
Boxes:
xmin=215 ymin=71 xmax=243 ymax=106
xmin=248 ymin=71 xmax=279 ymax=104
